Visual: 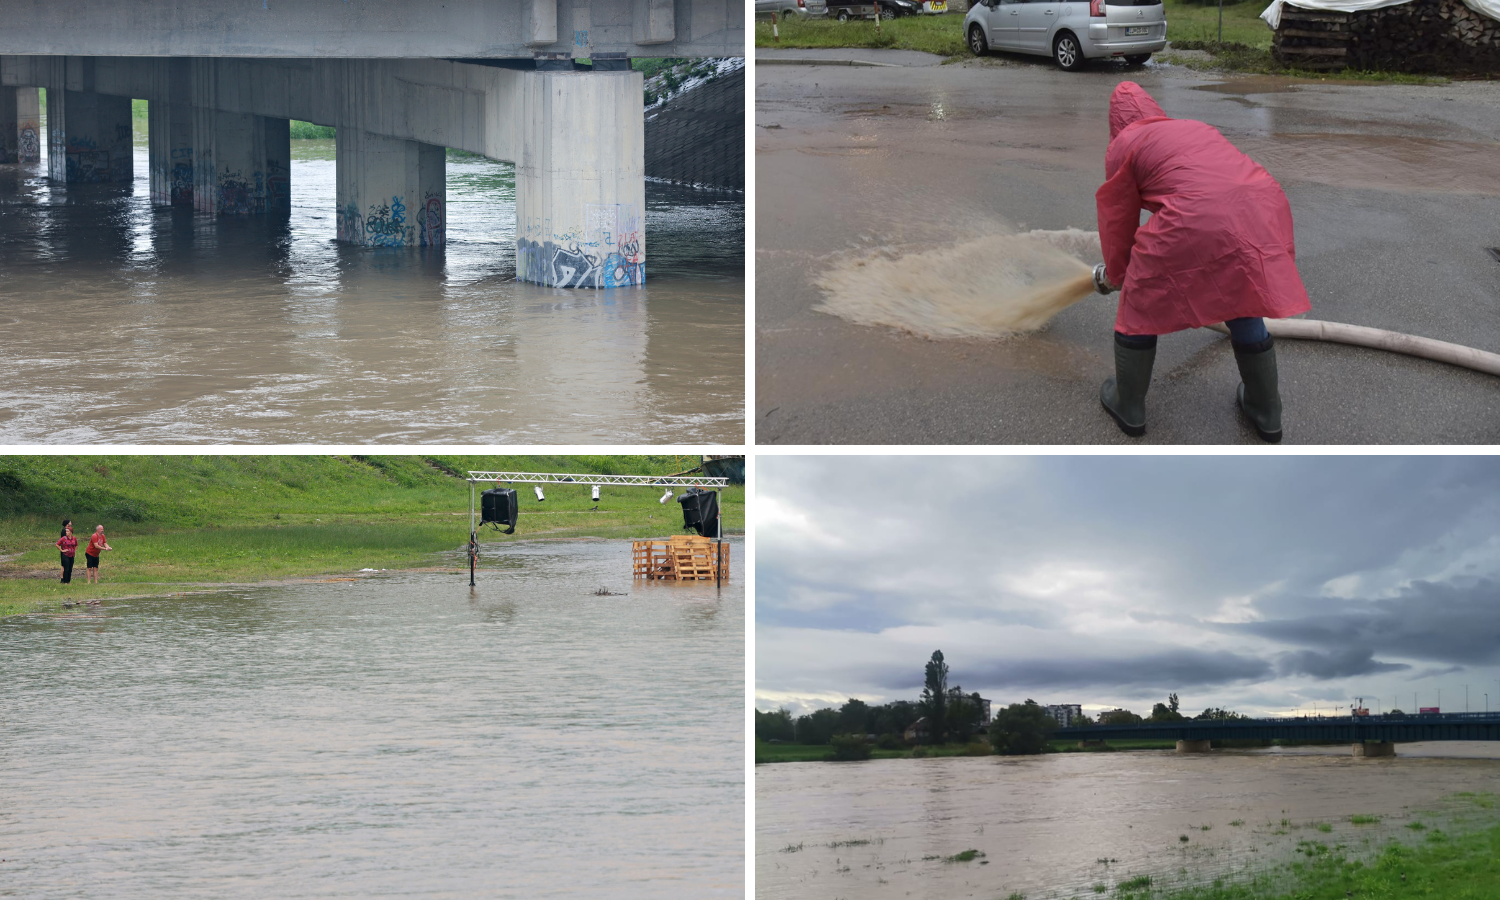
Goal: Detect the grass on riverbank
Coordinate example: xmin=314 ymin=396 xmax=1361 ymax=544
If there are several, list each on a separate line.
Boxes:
xmin=754 ymin=2 xmax=1453 ymax=82
xmin=0 ymin=456 xmax=742 ymax=617
xmin=757 ymin=736 xmax=1363 ymax=762
xmin=1157 ymin=810 xmax=1500 ymax=900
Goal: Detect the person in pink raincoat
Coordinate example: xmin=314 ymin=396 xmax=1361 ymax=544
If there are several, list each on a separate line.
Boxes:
xmin=1094 ymin=81 xmax=1311 ymax=442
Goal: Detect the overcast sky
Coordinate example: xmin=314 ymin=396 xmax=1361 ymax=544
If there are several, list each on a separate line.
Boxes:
xmin=756 ymin=456 xmax=1500 ymax=719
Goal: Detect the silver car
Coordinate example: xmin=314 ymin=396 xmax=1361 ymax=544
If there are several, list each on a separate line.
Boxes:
xmin=756 ymin=0 xmax=830 ymax=18
xmin=964 ymin=0 xmax=1166 ymax=70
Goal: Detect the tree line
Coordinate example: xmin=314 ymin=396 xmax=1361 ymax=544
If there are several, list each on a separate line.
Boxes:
xmin=757 ymin=657 xmax=1249 ymax=758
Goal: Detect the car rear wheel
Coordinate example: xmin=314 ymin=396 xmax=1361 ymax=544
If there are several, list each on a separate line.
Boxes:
xmin=837 ymin=8 xmax=851 ymax=20
xmin=1124 ymin=53 xmax=1152 ymax=65
xmin=968 ymin=24 xmax=989 ymax=55
xmin=1053 ymin=32 xmax=1085 ymax=71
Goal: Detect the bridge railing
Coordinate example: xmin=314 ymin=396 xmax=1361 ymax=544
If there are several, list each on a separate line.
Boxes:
xmin=1055 ymin=711 xmax=1500 ymax=739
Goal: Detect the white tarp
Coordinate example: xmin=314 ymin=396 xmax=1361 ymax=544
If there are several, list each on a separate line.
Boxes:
xmin=1261 ymin=0 xmax=1500 ymax=28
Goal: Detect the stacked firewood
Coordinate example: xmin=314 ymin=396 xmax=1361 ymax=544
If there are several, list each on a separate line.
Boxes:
xmin=1274 ymin=0 xmax=1500 ymax=73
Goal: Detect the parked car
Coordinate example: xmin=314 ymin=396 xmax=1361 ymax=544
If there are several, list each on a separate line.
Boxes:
xmin=964 ymin=0 xmax=1166 ymax=70
xmin=756 ymin=0 xmax=829 ymax=19
xmin=827 ymin=0 xmax=880 ymax=20
xmin=878 ymin=0 xmax=923 ymax=17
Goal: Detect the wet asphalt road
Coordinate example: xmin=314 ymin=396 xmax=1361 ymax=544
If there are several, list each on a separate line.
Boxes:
xmin=755 ymin=51 xmax=1500 ymax=444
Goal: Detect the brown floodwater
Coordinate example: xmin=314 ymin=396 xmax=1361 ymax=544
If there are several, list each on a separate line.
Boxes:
xmin=756 ymin=746 xmax=1500 ymax=899
xmin=3 ymin=540 xmax=745 ymax=898
xmin=0 ymin=136 xmax=744 ymax=444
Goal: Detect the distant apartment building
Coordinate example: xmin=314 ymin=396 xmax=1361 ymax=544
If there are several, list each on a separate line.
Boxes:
xmin=1044 ymin=704 xmax=1083 ymax=727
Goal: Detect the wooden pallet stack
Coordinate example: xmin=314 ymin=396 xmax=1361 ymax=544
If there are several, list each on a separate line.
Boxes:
xmin=1274 ymin=0 xmax=1500 ymax=73
xmin=1272 ymin=7 xmax=1355 ymax=70
xmin=632 ymin=536 xmax=730 ymax=582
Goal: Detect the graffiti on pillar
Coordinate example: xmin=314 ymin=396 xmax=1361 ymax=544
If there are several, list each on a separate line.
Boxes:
xmin=420 ymin=193 xmax=444 ymax=248
xmin=170 ymin=147 xmax=193 ymax=206
xmin=514 ymin=204 xmax=644 ymax=288
xmin=217 ymin=167 xmax=266 ymax=215
xmin=585 ymin=203 xmax=644 ymax=287
xmin=18 ymin=124 xmax=40 ymax=162
xmin=65 ymin=137 xmax=113 ymax=183
xmin=266 ymin=157 xmax=290 ymax=211
xmin=364 ymin=195 xmax=413 ymax=247
xmin=337 ymin=200 xmax=361 ymax=242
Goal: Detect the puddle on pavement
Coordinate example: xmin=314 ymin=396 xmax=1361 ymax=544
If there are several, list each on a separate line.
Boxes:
xmin=1242 ymin=132 xmax=1500 ymax=194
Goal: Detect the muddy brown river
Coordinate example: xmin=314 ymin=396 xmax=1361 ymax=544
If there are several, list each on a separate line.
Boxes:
xmin=3 ymin=540 xmax=744 ymax=898
xmin=756 ymin=746 xmax=1500 ymax=899
xmin=0 ymin=133 xmax=743 ymax=444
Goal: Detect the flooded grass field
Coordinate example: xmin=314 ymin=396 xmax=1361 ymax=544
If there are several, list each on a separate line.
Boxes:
xmin=756 ymin=747 xmax=1500 ymax=899
xmin=2 ymin=539 xmax=744 ymax=898
xmin=0 ymin=136 xmax=743 ymax=444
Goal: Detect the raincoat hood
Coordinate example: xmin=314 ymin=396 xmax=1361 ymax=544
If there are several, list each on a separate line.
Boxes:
xmin=1108 ymin=81 xmax=1168 ymax=140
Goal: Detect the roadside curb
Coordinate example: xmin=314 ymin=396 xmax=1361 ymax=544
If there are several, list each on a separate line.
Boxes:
xmin=756 ymin=57 xmax=902 ymax=67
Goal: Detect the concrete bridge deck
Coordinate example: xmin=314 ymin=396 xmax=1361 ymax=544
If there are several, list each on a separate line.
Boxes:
xmin=0 ymin=0 xmax=742 ymax=60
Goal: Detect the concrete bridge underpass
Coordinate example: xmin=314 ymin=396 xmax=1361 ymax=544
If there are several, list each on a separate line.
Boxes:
xmin=1056 ymin=712 xmax=1500 ymax=758
xmin=0 ymin=0 xmax=742 ymax=288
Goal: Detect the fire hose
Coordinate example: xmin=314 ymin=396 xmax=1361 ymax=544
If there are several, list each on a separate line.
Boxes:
xmin=1091 ymin=265 xmax=1500 ymax=378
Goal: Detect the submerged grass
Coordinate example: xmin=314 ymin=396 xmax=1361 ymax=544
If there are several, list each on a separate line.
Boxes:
xmin=0 ymin=455 xmax=742 ymax=617
xmin=1154 ymin=812 xmax=1500 ymax=899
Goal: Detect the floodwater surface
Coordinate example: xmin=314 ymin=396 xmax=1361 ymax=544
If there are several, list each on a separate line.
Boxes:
xmin=2 ymin=540 xmax=744 ymax=898
xmin=0 ymin=135 xmax=744 ymax=443
xmin=756 ymin=747 xmax=1500 ymax=899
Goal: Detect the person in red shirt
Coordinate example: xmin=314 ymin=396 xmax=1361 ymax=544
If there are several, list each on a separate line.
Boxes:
xmin=85 ymin=525 xmax=112 ymax=584
xmin=56 ymin=520 xmax=77 ymax=584
xmin=1094 ymin=82 xmax=1311 ymax=443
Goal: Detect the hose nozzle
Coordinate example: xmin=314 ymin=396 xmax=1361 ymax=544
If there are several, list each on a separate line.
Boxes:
xmin=1092 ymin=264 xmax=1116 ymax=296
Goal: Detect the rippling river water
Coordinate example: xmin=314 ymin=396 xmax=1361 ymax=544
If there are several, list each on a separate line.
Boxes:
xmin=0 ymin=136 xmax=744 ymax=443
xmin=757 ymin=747 xmax=1500 ymax=899
xmin=2 ymin=540 xmax=744 ymax=898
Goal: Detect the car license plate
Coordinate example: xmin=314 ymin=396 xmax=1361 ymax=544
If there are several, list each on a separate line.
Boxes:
xmin=1125 ymin=25 xmax=1149 ymax=35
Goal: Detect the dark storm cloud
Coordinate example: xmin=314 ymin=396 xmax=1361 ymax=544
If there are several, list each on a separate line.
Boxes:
xmin=858 ymin=648 xmax=1273 ymax=695
xmin=1276 ymin=647 xmax=1410 ymax=679
xmin=757 ymin=456 xmax=1500 ymax=714
xmin=1231 ymin=579 xmax=1500 ymax=666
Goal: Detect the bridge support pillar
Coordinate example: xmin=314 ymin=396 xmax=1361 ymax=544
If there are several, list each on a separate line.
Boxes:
xmin=1176 ymin=739 xmax=1212 ymax=753
xmin=516 ymin=70 xmax=644 ymax=288
xmin=192 ymin=109 xmax=290 ymax=216
xmin=1353 ymin=741 xmax=1396 ymax=758
xmin=48 ymin=87 xmax=132 ymax=184
xmin=0 ymin=87 xmax=41 ymax=163
xmin=335 ymin=129 xmax=445 ymax=247
xmin=148 ymin=60 xmax=194 ymax=207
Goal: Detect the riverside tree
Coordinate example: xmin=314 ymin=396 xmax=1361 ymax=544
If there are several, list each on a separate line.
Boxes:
xmin=920 ymin=650 xmax=950 ymax=744
xmin=755 ymin=708 xmax=796 ymax=742
xmin=989 ymin=700 xmax=1057 ymax=755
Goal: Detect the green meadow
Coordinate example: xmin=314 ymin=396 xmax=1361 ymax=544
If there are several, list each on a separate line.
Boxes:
xmin=0 ymin=455 xmax=742 ymax=617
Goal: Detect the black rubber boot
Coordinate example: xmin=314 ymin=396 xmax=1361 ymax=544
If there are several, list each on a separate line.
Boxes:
xmin=1233 ymin=336 xmax=1283 ymax=443
xmin=1100 ymin=335 xmax=1156 ymax=438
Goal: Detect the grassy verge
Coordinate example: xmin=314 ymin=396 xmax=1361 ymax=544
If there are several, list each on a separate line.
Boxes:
xmin=756 ymin=741 xmax=997 ymax=762
xmin=754 ymin=3 xmax=1450 ymax=82
xmin=1154 ymin=800 xmax=1500 ymax=900
xmin=0 ymin=455 xmax=741 ymax=617
xmin=755 ymin=15 xmax=968 ymax=55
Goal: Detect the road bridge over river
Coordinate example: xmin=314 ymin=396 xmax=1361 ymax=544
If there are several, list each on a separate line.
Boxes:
xmin=0 ymin=0 xmax=742 ymax=287
xmin=1057 ymin=712 xmax=1500 ymax=757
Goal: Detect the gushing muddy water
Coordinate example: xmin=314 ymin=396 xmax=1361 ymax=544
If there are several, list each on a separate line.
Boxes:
xmin=756 ymin=748 xmax=1500 ymax=899
xmin=815 ymin=228 xmax=1101 ymax=339
xmin=0 ymin=135 xmax=743 ymax=444
xmin=2 ymin=540 xmax=744 ymax=898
